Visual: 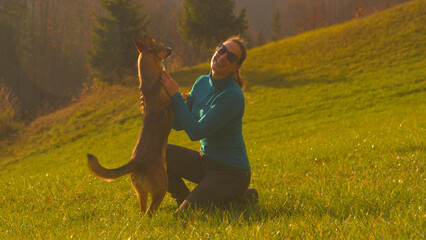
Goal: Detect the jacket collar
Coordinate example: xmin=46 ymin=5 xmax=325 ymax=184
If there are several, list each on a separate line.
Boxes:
xmin=209 ymin=71 xmax=234 ymax=89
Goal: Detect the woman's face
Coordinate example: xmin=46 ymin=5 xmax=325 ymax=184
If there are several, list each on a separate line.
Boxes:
xmin=211 ymin=41 xmax=242 ymax=79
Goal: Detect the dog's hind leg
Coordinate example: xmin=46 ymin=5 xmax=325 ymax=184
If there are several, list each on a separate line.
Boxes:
xmin=146 ymin=166 xmax=168 ymax=217
xmin=131 ymin=173 xmax=148 ymax=214
xmin=147 ymin=189 xmax=166 ymax=217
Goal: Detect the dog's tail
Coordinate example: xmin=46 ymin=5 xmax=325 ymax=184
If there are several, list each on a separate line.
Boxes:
xmin=87 ymin=154 xmax=136 ymax=181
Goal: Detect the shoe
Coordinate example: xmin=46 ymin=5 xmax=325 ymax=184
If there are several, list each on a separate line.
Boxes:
xmin=176 ymin=199 xmax=183 ymax=208
xmin=243 ymin=188 xmax=258 ymax=204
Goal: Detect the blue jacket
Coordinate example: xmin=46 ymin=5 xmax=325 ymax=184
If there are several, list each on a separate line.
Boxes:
xmin=171 ymin=72 xmax=250 ymax=170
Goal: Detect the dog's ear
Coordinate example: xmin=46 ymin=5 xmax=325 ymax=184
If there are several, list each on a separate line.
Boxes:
xmin=134 ymin=37 xmax=145 ymax=53
xmin=144 ymin=35 xmax=156 ymax=51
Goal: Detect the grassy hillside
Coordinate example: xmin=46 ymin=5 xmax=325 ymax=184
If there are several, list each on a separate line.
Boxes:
xmin=1 ymin=0 xmax=425 ymax=238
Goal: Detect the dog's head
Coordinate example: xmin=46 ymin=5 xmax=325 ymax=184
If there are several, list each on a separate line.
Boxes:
xmin=134 ymin=36 xmax=172 ymax=62
xmin=134 ymin=36 xmax=172 ymax=113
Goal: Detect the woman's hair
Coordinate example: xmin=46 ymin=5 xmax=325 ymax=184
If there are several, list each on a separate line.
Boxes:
xmin=224 ymin=35 xmax=247 ymax=90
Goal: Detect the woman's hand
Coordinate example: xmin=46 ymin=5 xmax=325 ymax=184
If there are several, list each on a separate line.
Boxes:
xmin=140 ymin=95 xmax=144 ymax=105
xmin=161 ymin=71 xmax=179 ymax=97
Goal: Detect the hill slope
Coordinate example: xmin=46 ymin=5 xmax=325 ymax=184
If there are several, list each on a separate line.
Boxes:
xmin=1 ymin=0 xmax=424 ymax=238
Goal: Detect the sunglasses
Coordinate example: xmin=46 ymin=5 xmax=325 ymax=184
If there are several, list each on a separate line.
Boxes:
xmin=216 ymin=44 xmax=240 ymax=63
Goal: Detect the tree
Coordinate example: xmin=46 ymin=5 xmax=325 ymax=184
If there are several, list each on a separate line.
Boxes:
xmin=284 ymin=0 xmax=328 ymax=34
xmin=178 ymin=0 xmax=248 ymax=54
xmin=256 ymin=29 xmax=266 ymax=46
xmin=88 ymin=0 xmax=148 ymax=83
xmin=0 ymin=0 xmax=34 ymax=117
xmin=0 ymin=81 xmax=21 ymax=138
xmin=270 ymin=8 xmax=283 ymax=41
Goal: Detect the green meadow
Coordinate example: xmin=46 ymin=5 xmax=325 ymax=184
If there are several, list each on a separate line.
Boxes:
xmin=1 ymin=0 xmax=425 ymax=238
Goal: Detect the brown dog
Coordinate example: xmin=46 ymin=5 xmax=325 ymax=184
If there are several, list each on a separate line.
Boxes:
xmin=87 ymin=36 xmax=174 ymax=217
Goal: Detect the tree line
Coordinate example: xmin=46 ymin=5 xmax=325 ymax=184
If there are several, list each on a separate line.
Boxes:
xmin=0 ymin=0 xmax=410 ymax=139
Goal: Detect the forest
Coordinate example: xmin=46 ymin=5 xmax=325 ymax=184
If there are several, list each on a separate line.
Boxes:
xmin=0 ymin=0 xmax=410 ymax=135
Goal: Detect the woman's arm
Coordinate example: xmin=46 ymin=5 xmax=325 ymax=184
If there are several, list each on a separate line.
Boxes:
xmin=172 ymin=94 xmax=193 ymax=131
xmin=171 ymin=91 xmax=243 ymax=141
xmin=161 ymin=71 xmax=242 ymax=140
xmin=161 ymin=71 xmax=195 ymax=131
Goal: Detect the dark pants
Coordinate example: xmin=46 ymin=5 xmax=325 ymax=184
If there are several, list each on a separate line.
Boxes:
xmin=166 ymin=144 xmax=250 ymax=208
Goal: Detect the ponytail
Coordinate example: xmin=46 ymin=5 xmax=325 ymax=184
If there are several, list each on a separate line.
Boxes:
xmin=234 ymin=69 xmax=245 ymax=90
xmin=225 ymin=36 xmax=247 ymax=91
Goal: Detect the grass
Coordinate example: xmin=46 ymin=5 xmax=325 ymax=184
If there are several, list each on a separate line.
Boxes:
xmin=1 ymin=0 xmax=425 ymax=238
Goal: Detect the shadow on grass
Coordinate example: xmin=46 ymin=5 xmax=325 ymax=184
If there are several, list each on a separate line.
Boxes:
xmin=243 ymin=69 xmax=350 ymax=90
xmin=172 ymin=66 xmax=350 ymax=90
xmin=169 ymin=194 xmax=399 ymax=225
xmin=171 ymin=202 xmax=303 ymax=224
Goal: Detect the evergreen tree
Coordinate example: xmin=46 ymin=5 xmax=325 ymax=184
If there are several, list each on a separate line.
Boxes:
xmin=256 ymin=29 xmax=266 ymax=46
xmin=270 ymin=8 xmax=282 ymax=41
xmin=88 ymin=0 xmax=148 ymax=83
xmin=178 ymin=0 xmax=248 ymax=53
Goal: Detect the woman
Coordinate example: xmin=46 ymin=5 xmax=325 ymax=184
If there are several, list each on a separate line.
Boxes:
xmin=161 ymin=36 xmax=257 ymax=216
